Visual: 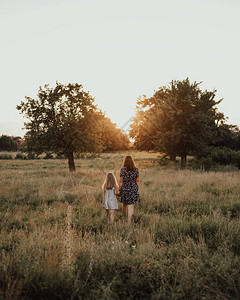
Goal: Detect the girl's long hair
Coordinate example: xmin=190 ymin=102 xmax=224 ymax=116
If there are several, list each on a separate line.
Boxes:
xmin=102 ymin=172 xmax=119 ymax=190
xmin=123 ymin=155 xmax=137 ymax=171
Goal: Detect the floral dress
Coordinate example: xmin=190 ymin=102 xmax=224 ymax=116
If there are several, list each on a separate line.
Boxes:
xmin=120 ymin=167 xmax=140 ymax=205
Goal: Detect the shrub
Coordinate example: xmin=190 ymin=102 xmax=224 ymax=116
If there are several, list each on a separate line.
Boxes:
xmin=15 ymin=153 xmax=26 ymax=159
xmin=190 ymin=156 xmax=217 ymax=171
xmin=26 ymin=152 xmax=36 ymax=160
xmin=0 ymin=152 xmax=13 ymax=159
xmin=76 ymin=152 xmax=100 ymax=159
xmin=43 ymin=153 xmax=54 ymax=159
xmin=158 ymin=155 xmax=171 ymax=166
xmin=86 ymin=153 xmax=100 ymax=159
xmin=192 ymin=147 xmax=240 ymax=170
xmin=211 ymin=147 xmax=240 ymax=166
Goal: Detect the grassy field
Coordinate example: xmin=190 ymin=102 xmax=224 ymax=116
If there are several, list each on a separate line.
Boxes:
xmin=0 ymin=151 xmax=240 ymax=299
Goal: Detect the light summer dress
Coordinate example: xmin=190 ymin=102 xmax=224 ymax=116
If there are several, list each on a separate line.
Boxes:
xmin=104 ymin=188 xmax=118 ymax=209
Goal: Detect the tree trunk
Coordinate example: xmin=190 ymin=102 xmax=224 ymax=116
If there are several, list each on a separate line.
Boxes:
xmin=180 ymin=154 xmax=187 ymax=168
xmin=67 ymin=152 xmax=76 ymax=171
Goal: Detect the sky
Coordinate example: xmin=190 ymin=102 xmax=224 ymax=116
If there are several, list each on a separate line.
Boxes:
xmin=0 ymin=0 xmax=240 ymax=137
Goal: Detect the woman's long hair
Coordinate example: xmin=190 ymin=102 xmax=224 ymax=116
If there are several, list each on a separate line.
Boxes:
xmin=102 ymin=172 xmax=119 ymax=190
xmin=123 ymin=155 xmax=137 ymax=171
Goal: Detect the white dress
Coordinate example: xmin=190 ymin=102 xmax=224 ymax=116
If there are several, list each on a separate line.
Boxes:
xmin=104 ymin=188 xmax=118 ymax=209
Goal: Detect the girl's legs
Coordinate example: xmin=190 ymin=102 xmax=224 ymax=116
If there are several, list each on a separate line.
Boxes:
xmin=127 ymin=205 xmax=134 ymax=224
xmin=109 ymin=209 xmax=115 ymax=223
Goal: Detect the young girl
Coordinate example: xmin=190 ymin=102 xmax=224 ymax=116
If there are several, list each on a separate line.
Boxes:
xmin=102 ymin=172 xmax=119 ymax=223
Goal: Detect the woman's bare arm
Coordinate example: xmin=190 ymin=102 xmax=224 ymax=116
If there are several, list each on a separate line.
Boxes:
xmin=119 ymin=177 xmax=123 ymax=191
xmin=136 ymin=177 xmax=140 ymax=190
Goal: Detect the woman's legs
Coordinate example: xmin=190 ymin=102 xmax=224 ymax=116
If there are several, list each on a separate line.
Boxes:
xmin=127 ymin=205 xmax=134 ymax=224
xmin=122 ymin=204 xmax=128 ymax=217
xmin=122 ymin=204 xmax=134 ymax=223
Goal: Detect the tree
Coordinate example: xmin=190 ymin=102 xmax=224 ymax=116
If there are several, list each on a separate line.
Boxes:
xmin=213 ymin=123 xmax=240 ymax=150
xmin=96 ymin=115 xmax=130 ymax=152
xmin=17 ymin=82 xmax=102 ymax=171
xmin=0 ymin=135 xmax=13 ymax=151
xmin=130 ymin=78 xmax=223 ymax=167
xmin=0 ymin=135 xmax=21 ymax=151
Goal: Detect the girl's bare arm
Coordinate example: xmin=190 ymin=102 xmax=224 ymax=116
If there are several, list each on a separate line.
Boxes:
xmin=102 ymin=189 xmax=105 ymax=207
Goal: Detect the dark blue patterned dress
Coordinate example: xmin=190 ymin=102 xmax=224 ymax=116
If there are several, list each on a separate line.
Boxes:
xmin=120 ymin=167 xmax=140 ymax=205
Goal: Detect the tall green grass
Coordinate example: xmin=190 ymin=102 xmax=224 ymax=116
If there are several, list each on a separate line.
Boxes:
xmin=0 ymin=152 xmax=240 ymax=299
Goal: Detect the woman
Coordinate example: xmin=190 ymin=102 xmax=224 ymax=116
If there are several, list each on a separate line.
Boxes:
xmin=119 ymin=155 xmax=140 ymax=223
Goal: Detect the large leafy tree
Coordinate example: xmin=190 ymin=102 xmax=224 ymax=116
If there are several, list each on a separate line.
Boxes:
xmin=17 ymin=82 xmax=130 ymax=170
xmin=130 ymin=78 xmax=223 ymax=167
xmin=17 ymin=83 xmax=103 ymax=171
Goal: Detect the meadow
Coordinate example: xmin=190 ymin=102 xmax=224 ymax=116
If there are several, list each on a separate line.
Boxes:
xmin=0 ymin=151 xmax=240 ymax=300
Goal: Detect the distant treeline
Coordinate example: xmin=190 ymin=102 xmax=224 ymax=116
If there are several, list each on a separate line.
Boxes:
xmin=0 ymin=130 xmax=129 ymax=154
xmin=0 ymin=135 xmax=23 ymax=152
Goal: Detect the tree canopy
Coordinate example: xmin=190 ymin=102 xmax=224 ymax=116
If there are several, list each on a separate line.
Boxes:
xmin=213 ymin=123 xmax=240 ymax=151
xmin=17 ymin=82 xmax=129 ymax=171
xmin=0 ymin=135 xmax=22 ymax=151
xmin=130 ymin=78 xmax=224 ymax=167
xmin=95 ymin=114 xmax=130 ymax=152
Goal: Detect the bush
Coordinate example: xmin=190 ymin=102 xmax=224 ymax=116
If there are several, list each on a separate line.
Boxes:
xmin=26 ymin=152 xmax=36 ymax=160
xmin=0 ymin=152 xmax=13 ymax=159
xmin=211 ymin=147 xmax=240 ymax=166
xmin=43 ymin=153 xmax=53 ymax=159
xmin=190 ymin=156 xmax=217 ymax=171
xmin=15 ymin=153 xmax=26 ymax=159
xmin=86 ymin=153 xmax=100 ymax=159
xmin=158 ymin=155 xmax=171 ymax=166
xmin=76 ymin=152 xmax=100 ymax=159
xmin=192 ymin=147 xmax=240 ymax=170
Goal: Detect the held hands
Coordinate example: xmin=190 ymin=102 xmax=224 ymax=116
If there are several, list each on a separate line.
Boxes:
xmin=115 ymin=188 xmax=121 ymax=197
